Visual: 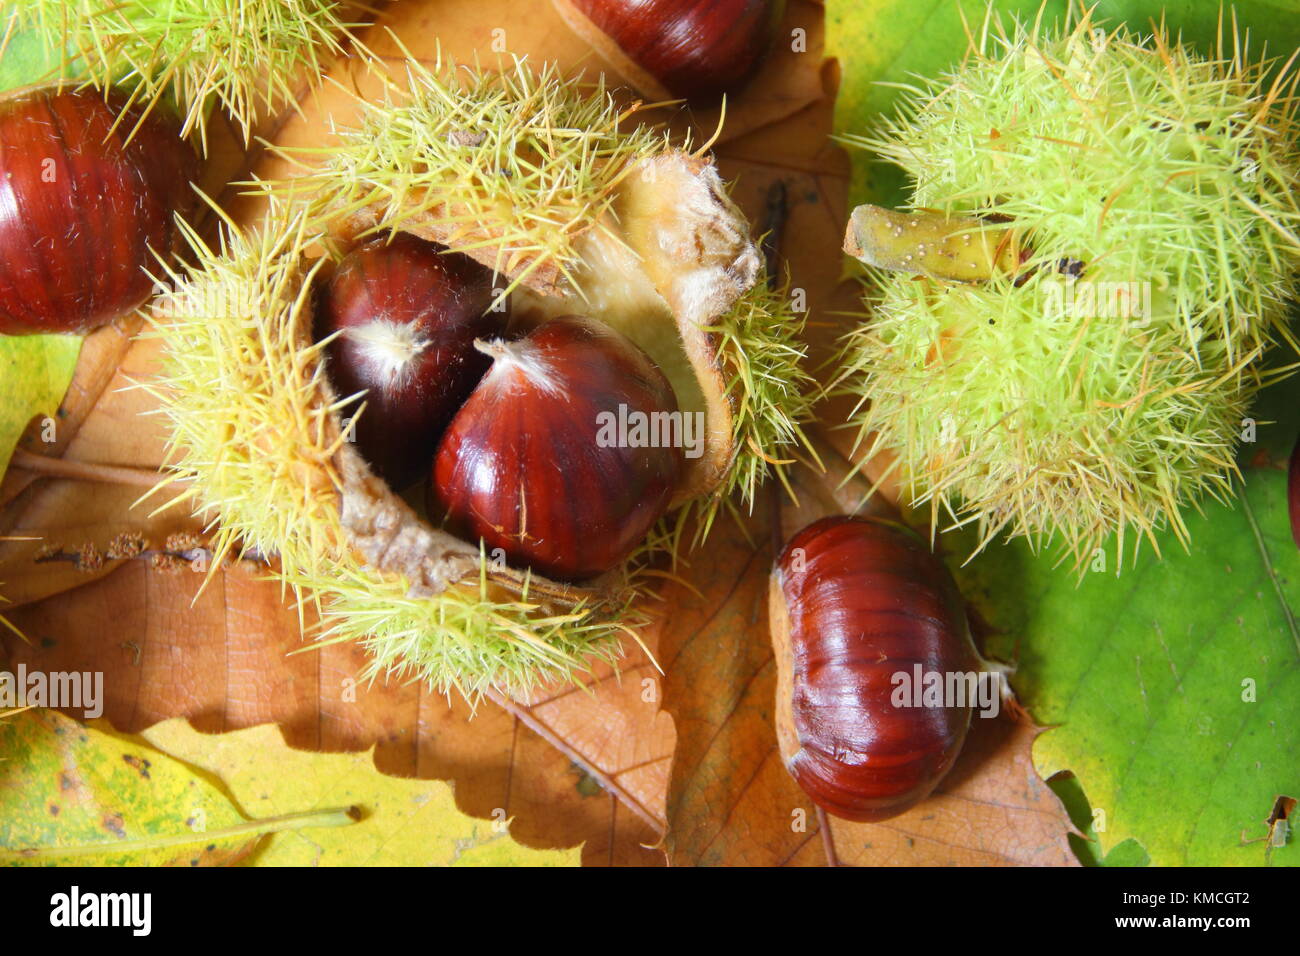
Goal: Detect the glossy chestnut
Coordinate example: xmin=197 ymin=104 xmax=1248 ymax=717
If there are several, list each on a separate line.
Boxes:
xmin=769 ymin=515 xmax=982 ymax=822
xmin=431 ymin=315 xmax=682 ymax=581
xmin=317 ymin=234 xmax=502 ymax=490
xmin=555 ymin=0 xmax=785 ymax=103
xmin=0 ymin=86 xmax=200 ymax=335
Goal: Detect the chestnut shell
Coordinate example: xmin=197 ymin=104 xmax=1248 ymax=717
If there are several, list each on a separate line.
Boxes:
xmin=563 ymin=0 xmax=785 ymax=102
xmin=770 ymin=515 xmax=981 ymax=822
xmin=0 ymin=86 xmax=200 ymax=335
xmin=317 ymin=234 xmax=501 ymax=490
xmin=431 ymin=316 xmax=682 ymax=582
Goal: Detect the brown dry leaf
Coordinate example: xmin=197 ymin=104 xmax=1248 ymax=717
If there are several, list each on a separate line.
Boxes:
xmin=3 ymin=564 xmax=669 ymax=865
xmin=0 ymin=329 xmax=202 ymax=606
xmin=659 ymin=437 xmax=1079 ymax=866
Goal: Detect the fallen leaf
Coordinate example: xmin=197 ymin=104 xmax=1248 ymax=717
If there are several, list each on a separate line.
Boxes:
xmin=950 ymin=379 xmax=1300 ymax=866
xmin=0 ymin=709 xmax=356 ymax=866
xmin=137 ymin=718 xmax=578 ymax=866
xmin=2 ymin=560 xmax=669 ymax=865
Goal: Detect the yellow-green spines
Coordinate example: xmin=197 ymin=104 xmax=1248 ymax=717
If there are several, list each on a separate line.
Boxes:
xmin=273 ymin=54 xmax=667 ymax=300
xmin=144 ymin=208 xmax=345 ymax=585
xmin=837 ymin=12 xmax=1300 ymax=566
xmin=146 ymin=56 xmax=815 ymax=698
xmin=699 ymin=279 xmax=818 ymax=535
xmin=13 ymin=0 xmax=356 ymax=147
xmin=297 ymin=558 xmax=634 ymax=700
xmin=270 ymin=53 xmax=815 ymax=533
xmin=143 ymin=205 xmax=631 ymax=699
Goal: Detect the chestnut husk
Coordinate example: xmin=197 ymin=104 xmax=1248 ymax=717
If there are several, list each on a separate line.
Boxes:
xmin=149 ymin=57 xmax=813 ymax=695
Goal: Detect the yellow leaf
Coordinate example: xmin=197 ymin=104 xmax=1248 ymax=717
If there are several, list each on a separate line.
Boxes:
xmin=140 ymin=720 xmax=580 ymax=866
xmin=0 ymin=709 xmax=355 ymax=865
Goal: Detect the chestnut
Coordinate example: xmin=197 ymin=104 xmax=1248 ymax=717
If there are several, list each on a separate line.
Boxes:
xmin=431 ymin=316 xmax=682 ymax=582
xmin=316 ymin=234 xmax=503 ymax=490
xmin=0 ymin=86 xmax=200 ymax=335
xmin=769 ymin=515 xmax=982 ymax=822
xmin=553 ymin=0 xmax=786 ymax=103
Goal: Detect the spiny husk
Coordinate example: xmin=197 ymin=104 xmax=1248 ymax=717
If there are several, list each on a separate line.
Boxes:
xmin=264 ymin=52 xmax=815 ymax=521
xmin=836 ymin=8 xmax=1300 ymax=569
xmin=10 ymin=0 xmax=360 ymax=149
xmin=149 ymin=57 xmax=814 ymax=696
xmin=143 ymin=204 xmax=639 ymax=699
xmin=268 ymin=54 xmax=667 ymax=299
xmin=680 ymin=277 xmax=820 ymax=544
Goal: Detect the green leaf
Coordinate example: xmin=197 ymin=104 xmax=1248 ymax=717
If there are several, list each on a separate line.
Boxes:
xmin=1048 ymin=772 xmax=1152 ymax=865
xmin=0 ymin=710 xmax=579 ymax=866
xmin=0 ymin=335 xmax=81 ymax=479
xmin=0 ymin=709 xmax=358 ymax=865
xmin=950 ymin=371 xmax=1300 ymax=865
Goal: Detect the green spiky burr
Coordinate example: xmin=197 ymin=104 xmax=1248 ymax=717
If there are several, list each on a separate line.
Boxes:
xmin=836 ymin=10 xmax=1300 ymax=568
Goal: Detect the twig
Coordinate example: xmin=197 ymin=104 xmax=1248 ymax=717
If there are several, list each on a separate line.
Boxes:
xmin=816 ymin=807 xmax=840 ymax=867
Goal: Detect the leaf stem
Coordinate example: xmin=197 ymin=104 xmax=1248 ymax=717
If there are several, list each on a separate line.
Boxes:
xmin=9 ymin=448 xmax=175 ymax=489
xmin=2 ymin=805 xmax=362 ymax=860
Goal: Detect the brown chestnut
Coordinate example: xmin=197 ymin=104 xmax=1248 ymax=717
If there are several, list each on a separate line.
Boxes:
xmin=316 ymin=234 xmax=503 ymax=490
xmin=553 ymin=0 xmax=785 ymax=103
xmin=769 ymin=515 xmax=983 ymax=822
xmin=0 ymin=86 xmax=200 ymax=335
xmin=431 ymin=315 xmax=682 ymax=582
